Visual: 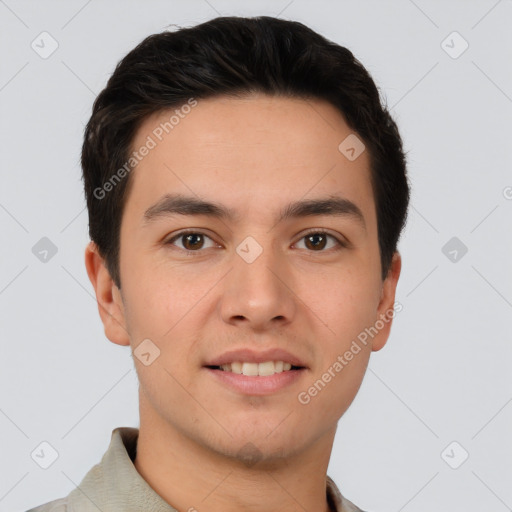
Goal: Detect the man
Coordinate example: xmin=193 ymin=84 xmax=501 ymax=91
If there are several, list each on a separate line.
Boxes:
xmin=28 ymin=15 xmax=409 ymax=512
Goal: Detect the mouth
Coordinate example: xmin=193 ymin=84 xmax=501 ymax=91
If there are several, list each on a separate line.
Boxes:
xmin=203 ymin=350 xmax=308 ymax=395
xmin=203 ymin=348 xmax=308 ymax=395
xmin=205 ymin=361 xmax=305 ymax=376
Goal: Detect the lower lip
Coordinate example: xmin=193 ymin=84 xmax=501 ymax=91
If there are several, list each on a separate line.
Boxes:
xmin=205 ymin=368 xmax=307 ymax=395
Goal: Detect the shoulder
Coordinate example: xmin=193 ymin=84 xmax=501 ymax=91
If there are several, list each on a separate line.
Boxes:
xmin=341 ymin=495 xmax=370 ymax=512
xmin=25 ymin=496 xmax=69 ymax=512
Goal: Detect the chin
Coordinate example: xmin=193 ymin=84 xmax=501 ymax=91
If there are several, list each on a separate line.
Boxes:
xmin=216 ymin=437 xmax=300 ymax=468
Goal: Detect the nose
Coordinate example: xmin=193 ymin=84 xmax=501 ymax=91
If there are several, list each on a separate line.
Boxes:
xmin=219 ymin=239 xmax=297 ymax=332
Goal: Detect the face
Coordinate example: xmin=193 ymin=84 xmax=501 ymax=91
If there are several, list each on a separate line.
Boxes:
xmin=86 ymin=92 xmax=401 ymax=464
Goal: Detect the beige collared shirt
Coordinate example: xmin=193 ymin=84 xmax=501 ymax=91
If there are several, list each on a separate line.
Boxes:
xmin=27 ymin=427 xmax=365 ymax=512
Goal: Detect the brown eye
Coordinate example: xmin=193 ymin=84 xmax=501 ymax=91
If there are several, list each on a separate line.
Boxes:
xmin=167 ymin=231 xmax=216 ymax=251
xmin=304 ymin=233 xmax=327 ymax=250
xmin=295 ymin=231 xmax=344 ymax=252
xmin=182 ymin=233 xmax=204 ymax=250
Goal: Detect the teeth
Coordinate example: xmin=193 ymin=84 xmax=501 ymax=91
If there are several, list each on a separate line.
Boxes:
xmin=218 ymin=361 xmax=298 ymax=376
xmin=231 ymin=361 xmax=243 ymax=374
xmin=242 ymin=362 xmax=259 ymax=376
xmin=257 ymin=361 xmax=275 ymax=376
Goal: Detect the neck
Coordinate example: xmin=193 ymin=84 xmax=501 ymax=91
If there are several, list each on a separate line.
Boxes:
xmin=133 ymin=399 xmax=337 ymax=512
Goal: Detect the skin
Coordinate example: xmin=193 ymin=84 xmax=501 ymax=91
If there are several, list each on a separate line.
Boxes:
xmin=85 ymin=92 xmax=401 ymax=512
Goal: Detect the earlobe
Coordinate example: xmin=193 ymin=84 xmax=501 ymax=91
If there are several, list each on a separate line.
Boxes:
xmin=84 ymin=241 xmax=131 ymax=347
xmin=371 ymin=251 xmax=402 ymax=352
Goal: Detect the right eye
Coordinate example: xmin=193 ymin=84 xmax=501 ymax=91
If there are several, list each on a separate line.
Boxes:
xmin=165 ymin=230 xmax=219 ymax=252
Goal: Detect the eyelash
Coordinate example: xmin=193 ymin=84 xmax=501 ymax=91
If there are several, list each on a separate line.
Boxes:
xmin=165 ymin=229 xmax=347 ymax=253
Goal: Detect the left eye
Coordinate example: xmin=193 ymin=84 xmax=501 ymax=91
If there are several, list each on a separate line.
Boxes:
xmin=294 ymin=231 xmax=343 ymax=251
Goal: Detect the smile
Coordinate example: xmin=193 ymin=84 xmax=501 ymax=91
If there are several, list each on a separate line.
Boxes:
xmin=208 ymin=361 xmax=303 ymax=376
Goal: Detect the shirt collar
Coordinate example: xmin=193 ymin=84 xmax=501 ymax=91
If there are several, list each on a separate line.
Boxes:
xmin=65 ymin=427 xmax=362 ymax=512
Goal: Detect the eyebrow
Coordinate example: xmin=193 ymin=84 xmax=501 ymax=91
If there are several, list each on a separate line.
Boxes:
xmin=143 ymin=193 xmax=366 ymax=231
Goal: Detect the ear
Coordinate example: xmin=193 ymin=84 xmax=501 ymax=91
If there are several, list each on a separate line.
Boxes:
xmin=371 ymin=251 xmax=402 ymax=352
xmin=84 ymin=241 xmax=130 ymax=346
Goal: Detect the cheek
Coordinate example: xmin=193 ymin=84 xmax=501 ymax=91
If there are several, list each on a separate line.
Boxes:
xmin=123 ymin=269 xmax=207 ymax=374
xmin=122 ymin=260 xmax=196 ymax=338
xmin=296 ymin=351 xmax=370 ymax=431
xmin=126 ymin=285 xmax=200 ymax=414
xmin=299 ymin=269 xmax=378 ymax=412
xmin=302 ymin=266 xmax=380 ymax=338
xmin=301 ymin=269 xmax=377 ymax=416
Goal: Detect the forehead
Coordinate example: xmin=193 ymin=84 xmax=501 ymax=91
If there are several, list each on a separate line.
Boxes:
xmin=124 ymin=93 xmax=375 ymax=227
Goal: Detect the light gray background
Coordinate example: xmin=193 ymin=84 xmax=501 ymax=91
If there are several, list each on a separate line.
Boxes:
xmin=1 ymin=1 xmax=511 ymax=511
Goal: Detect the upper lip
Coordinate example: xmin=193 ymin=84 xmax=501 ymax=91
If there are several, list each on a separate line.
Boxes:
xmin=204 ymin=348 xmax=307 ymax=368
